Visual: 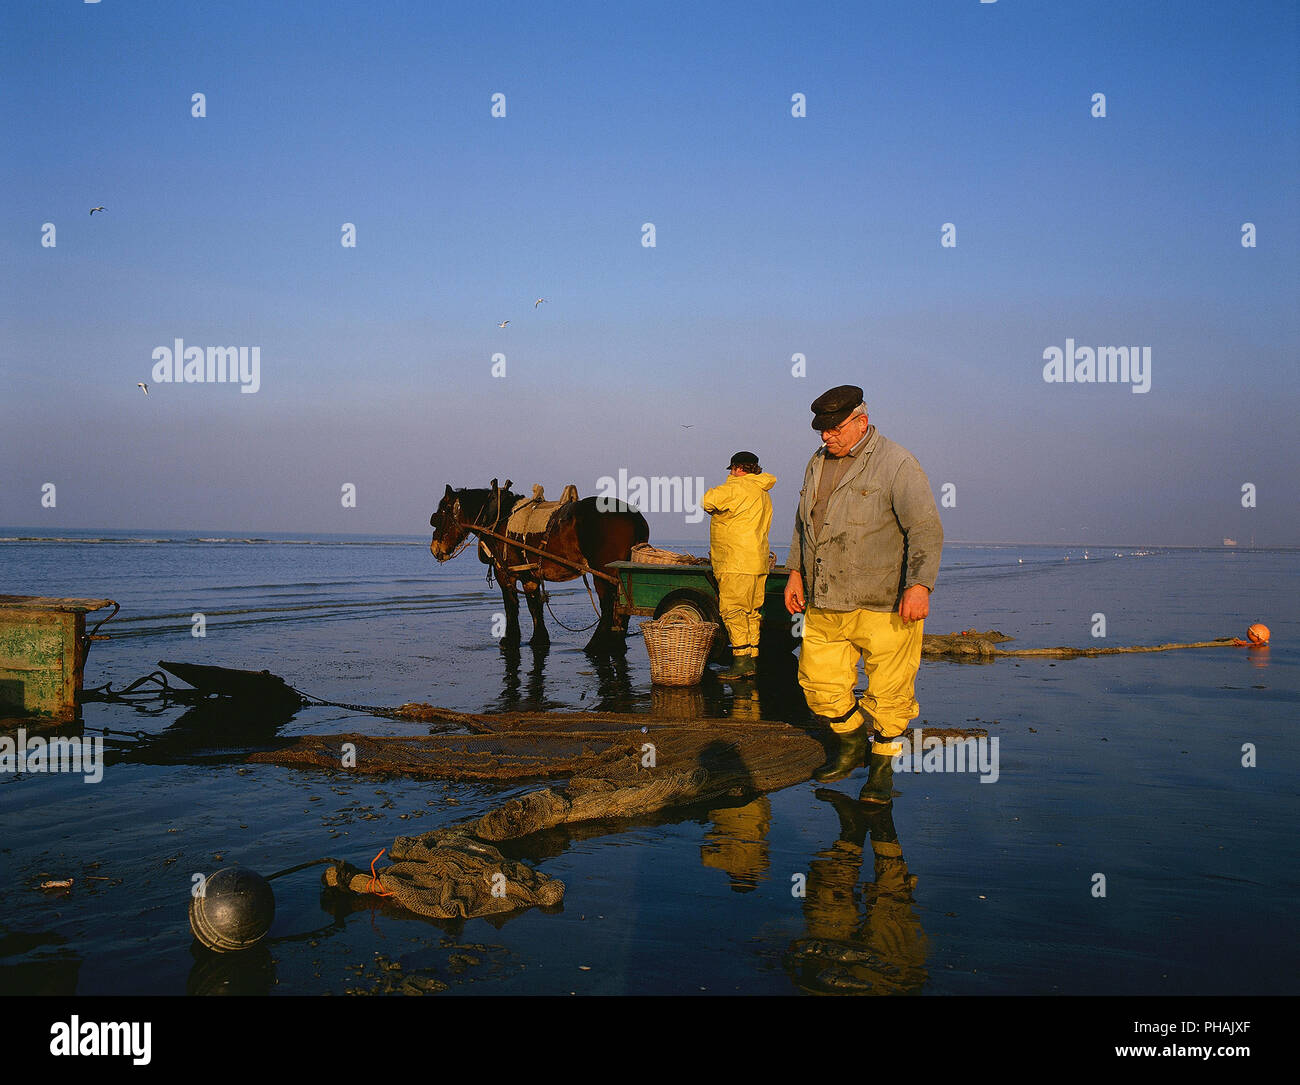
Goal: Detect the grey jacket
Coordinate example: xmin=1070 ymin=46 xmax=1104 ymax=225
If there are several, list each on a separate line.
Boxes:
xmin=788 ymin=427 xmax=944 ymax=612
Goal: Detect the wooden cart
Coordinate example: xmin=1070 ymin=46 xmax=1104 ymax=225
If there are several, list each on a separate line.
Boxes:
xmin=609 ymin=561 xmax=795 ymax=655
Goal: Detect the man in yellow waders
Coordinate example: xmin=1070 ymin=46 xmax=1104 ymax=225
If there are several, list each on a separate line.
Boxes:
xmin=784 ymin=386 xmax=943 ymax=804
xmin=701 ymin=451 xmax=777 ymax=680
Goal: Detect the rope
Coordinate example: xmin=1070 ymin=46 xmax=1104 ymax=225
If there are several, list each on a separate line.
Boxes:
xmin=85 ymin=600 xmax=120 ymax=640
xmin=85 ymin=724 xmax=157 ymax=742
xmin=79 ymin=666 xmax=466 ymax=726
xmin=264 ymin=857 xmax=342 ymax=881
xmin=542 ymin=576 xmax=602 ymax=633
xmin=289 ymin=684 xmax=436 ymax=720
xmin=82 ymin=670 xmax=181 ymax=698
xmin=366 ymin=847 xmax=395 ymax=897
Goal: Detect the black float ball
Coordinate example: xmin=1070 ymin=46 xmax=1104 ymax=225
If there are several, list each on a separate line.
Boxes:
xmin=189 ymin=867 xmax=276 ymax=953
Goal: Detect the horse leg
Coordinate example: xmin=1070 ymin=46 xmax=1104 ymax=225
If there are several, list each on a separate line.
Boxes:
xmin=498 ymin=578 xmax=522 ymax=645
xmin=523 ymin=581 xmax=550 ymax=647
xmin=584 ymin=579 xmax=624 ymax=654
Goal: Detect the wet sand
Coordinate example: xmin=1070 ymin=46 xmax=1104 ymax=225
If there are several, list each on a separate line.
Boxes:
xmin=0 ymin=542 xmax=1295 ymax=995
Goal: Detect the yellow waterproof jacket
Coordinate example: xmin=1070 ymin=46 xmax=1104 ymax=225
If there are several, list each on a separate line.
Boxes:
xmin=701 ymin=472 xmax=777 ymax=575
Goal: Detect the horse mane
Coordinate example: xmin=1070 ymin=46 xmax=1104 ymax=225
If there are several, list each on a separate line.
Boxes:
xmin=456 ymin=483 xmax=523 ymax=518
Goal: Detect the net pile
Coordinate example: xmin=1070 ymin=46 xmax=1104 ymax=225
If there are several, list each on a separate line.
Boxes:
xmin=291 ymin=711 xmax=824 ymax=919
xmin=250 ymin=711 xmax=822 ymax=793
xmin=921 ymin=630 xmax=1015 ymax=660
xmin=322 ymin=835 xmax=564 ymax=919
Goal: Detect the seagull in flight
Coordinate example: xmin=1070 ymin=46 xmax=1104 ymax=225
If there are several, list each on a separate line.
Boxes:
xmin=497 ymin=320 xmax=510 ymax=328
xmin=534 ymin=297 xmax=546 ymax=308
xmin=90 ymin=206 xmax=106 ymax=215
xmin=137 ymin=383 xmax=149 ymax=395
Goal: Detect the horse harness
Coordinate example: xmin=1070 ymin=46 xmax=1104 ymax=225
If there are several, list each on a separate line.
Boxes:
xmin=455 ymin=487 xmax=606 ymax=624
xmin=455 ymin=486 xmax=593 ymax=586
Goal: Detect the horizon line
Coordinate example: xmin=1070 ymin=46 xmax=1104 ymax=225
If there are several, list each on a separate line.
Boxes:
xmin=2 ymin=526 xmax=1296 ymax=552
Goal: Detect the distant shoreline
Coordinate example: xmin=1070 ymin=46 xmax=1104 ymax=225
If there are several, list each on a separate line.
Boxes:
xmin=1 ymin=528 xmax=1296 ymax=553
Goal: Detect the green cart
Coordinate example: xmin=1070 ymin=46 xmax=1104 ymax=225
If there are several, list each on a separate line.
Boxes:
xmin=609 ymin=561 xmax=795 ymax=656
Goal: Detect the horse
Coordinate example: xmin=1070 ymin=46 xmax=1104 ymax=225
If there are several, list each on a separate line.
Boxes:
xmin=429 ymin=479 xmax=649 ymax=653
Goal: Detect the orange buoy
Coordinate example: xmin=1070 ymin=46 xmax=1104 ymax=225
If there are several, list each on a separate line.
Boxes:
xmin=1247 ymin=623 xmax=1270 ymax=646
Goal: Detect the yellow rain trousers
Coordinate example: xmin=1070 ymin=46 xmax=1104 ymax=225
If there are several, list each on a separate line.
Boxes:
xmin=797 ymin=606 xmax=924 ymax=744
xmin=717 ymin=573 xmax=765 ymax=658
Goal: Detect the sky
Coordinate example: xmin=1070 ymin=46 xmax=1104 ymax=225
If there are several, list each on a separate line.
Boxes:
xmin=2 ymin=0 xmax=1297 ymax=546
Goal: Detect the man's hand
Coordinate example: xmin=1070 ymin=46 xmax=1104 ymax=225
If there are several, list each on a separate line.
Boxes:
xmin=784 ymin=570 xmax=805 ymax=614
xmin=899 ymin=584 xmax=930 ymax=623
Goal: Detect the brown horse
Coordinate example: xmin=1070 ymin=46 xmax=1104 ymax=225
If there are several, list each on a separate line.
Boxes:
xmin=429 ymin=479 xmax=649 ymax=652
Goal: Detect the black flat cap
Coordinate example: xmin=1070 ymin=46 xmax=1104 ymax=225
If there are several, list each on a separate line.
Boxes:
xmin=810 ymin=385 xmax=864 ymax=431
xmin=728 ymin=451 xmax=760 ymax=469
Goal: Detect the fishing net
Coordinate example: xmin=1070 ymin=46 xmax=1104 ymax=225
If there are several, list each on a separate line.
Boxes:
xmin=251 ymin=711 xmax=823 ymax=793
xmin=321 ymin=835 xmax=564 ymax=919
xmin=269 ymin=711 xmax=823 ymax=920
xmin=920 ymin=629 xmax=1246 ymax=660
xmin=254 ymin=627 xmax=1247 ymax=920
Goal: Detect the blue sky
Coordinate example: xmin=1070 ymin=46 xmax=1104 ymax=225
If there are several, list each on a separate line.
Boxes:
xmin=2 ymin=0 xmax=1296 ymax=545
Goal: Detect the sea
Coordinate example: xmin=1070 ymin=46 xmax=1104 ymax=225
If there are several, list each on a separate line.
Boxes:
xmin=1 ymin=529 xmax=1296 ymax=998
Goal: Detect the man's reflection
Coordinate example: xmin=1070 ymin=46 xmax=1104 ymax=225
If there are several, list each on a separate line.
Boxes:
xmin=784 ymin=788 xmax=928 ymax=994
xmin=700 ymin=796 xmax=771 ymax=893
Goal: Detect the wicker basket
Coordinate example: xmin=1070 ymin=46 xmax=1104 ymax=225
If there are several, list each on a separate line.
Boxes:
xmin=641 ymin=611 xmax=718 ymax=686
xmin=629 ymin=543 xmax=709 ymax=566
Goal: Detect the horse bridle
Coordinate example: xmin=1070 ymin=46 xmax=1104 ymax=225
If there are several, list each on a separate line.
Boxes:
xmin=444 ymin=487 xmax=508 ymax=561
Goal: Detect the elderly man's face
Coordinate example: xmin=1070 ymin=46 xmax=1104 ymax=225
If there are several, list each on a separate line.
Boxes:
xmin=821 ymin=412 xmax=869 ymax=457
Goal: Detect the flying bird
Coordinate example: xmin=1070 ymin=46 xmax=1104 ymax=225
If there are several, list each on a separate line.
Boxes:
xmin=137 ymin=383 xmax=149 ymax=395
xmin=90 ymin=206 xmax=105 ymax=215
xmin=534 ymin=297 xmax=546 ymax=308
xmin=498 ymin=320 xmax=510 ymax=327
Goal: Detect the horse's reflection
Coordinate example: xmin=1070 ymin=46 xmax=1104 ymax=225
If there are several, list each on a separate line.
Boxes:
xmin=491 ymin=625 xmax=811 ymax=723
xmin=493 ymin=641 xmax=552 ymax=713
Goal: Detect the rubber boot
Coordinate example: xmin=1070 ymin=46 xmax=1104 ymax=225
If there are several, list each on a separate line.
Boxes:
xmin=717 ymin=654 xmax=757 ymax=680
xmin=812 ymin=722 xmax=871 ymax=783
xmin=858 ymin=749 xmax=896 ymax=805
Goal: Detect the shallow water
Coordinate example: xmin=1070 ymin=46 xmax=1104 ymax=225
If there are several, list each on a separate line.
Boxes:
xmin=1 ymin=533 xmax=1295 ymax=994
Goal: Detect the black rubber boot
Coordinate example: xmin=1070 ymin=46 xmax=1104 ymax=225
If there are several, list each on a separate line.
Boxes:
xmin=812 ymin=724 xmax=871 ymax=783
xmin=858 ymin=750 xmax=896 ymax=805
xmin=716 ymin=654 xmax=757 ymax=680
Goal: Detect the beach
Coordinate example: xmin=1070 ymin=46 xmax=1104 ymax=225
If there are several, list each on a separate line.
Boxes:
xmin=0 ymin=533 xmax=1294 ymax=996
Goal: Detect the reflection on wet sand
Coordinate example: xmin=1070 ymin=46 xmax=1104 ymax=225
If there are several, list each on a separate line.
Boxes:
xmin=0 ymin=929 xmax=80 ymax=996
xmin=493 ymin=642 xmax=560 ymax=714
xmin=493 ymin=632 xmax=811 ymax=725
xmin=784 ymin=790 xmax=928 ymax=994
xmin=186 ymin=942 xmax=278 ymax=996
xmin=700 ymin=796 xmax=771 ymax=893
